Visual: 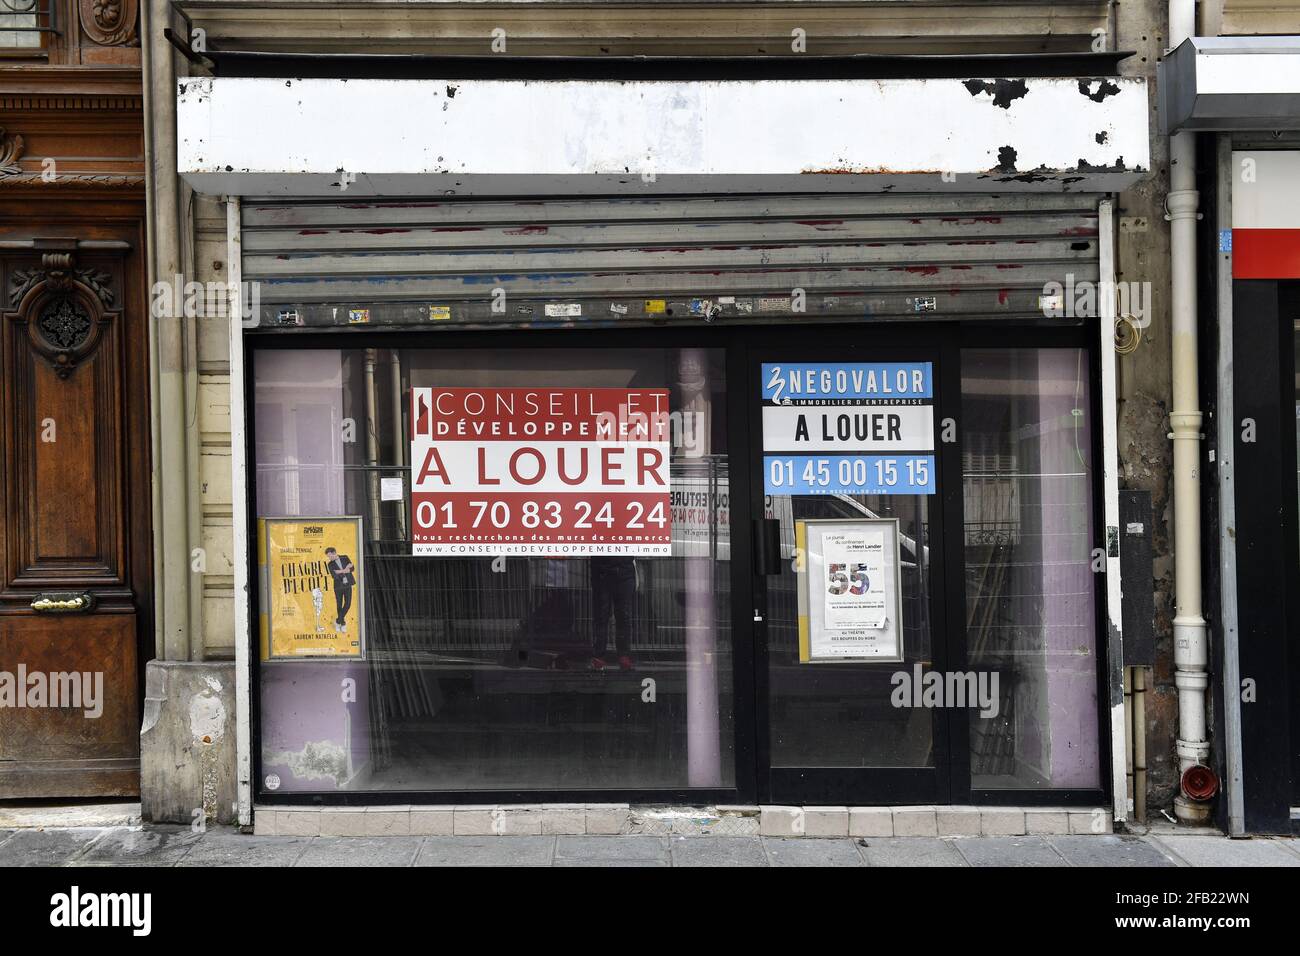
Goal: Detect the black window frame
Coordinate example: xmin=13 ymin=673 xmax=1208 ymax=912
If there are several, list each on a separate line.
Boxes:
xmin=243 ymin=318 xmax=1110 ymax=809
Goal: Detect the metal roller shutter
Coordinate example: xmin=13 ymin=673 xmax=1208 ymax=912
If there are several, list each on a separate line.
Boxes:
xmin=241 ymin=193 xmax=1100 ymax=327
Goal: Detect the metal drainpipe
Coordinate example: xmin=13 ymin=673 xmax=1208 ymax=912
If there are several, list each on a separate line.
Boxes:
xmin=1167 ymin=0 xmax=1211 ymax=822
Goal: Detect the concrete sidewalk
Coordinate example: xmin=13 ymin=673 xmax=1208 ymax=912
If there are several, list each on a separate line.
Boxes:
xmin=3 ymin=825 xmax=1300 ymax=867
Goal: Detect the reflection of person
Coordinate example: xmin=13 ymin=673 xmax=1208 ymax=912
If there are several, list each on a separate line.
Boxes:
xmin=590 ymin=557 xmax=636 ymax=671
xmin=325 ymin=547 xmax=356 ymax=632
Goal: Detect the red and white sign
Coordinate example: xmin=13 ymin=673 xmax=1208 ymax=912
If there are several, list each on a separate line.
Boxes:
xmin=410 ymin=387 xmax=672 ymax=556
xmin=1232 ymin=151 xmax=1300 ymax=279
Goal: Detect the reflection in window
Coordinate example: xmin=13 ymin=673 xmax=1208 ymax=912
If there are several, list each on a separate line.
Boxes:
xmin=766 ymin=492 xmax=933 ymax=769
xmin=962 ymin=348 xmax=1100 ymax=790
xmin=253 ymin=346 xmax=734 ymax=793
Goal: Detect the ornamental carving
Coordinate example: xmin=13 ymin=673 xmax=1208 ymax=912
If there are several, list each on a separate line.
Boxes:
xmin=0 ymin=128 xmax=24 ymax=176
xmin=10 ymin=257 xmax=114 ymax=309
xmin=38 ymin=299 xmax=94 ymax=350
xmin=79 ymin=0 xmax=138 ymax=46
xmin=5 ymin=253 xmax=118 ymax=379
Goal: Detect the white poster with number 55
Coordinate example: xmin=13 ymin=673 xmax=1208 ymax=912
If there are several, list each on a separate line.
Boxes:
xmin=823 ymin=526 xmax=888 ymax=631
xmin=801 ymin=518 xmax=903 ymax=662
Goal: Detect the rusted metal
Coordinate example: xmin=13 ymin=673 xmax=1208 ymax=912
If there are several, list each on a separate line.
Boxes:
xmin=241 ymin=193 xmax=1100 ymax=326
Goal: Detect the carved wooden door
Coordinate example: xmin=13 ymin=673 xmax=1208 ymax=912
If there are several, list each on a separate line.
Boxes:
xmin=1 ymin=238 xmax=150 ymax=798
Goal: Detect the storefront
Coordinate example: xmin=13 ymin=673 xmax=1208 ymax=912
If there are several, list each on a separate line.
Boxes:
xmin=178 ymin=71 xmax=1148 ymax=820
xmin=1162 ymin=36 xmax=1300 ymax=834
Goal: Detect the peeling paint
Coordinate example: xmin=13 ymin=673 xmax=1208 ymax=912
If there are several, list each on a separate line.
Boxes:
xmin=963 ymin=78 xmax=1030 ymax=109
xmin=1077 ymin=156 xmax=1127 ymax=173
xmin=799 ymin=167 xmax=944 ymax=175
xmin=188 ymin=688 xmax=226 ymax=744
xmin=995 ymin=170 xmax=1054 ymax=184
xmin=1079 ymin=78 xmax=1122 ymax=103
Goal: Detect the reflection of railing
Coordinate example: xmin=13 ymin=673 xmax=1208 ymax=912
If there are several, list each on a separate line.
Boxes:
xmin=825 ymin=492 xmax=927 ymax=565
xmin=262 ymin=456 xmax=733 ymax=554
xmin=346 ymin=455 xmax=732 ymax=664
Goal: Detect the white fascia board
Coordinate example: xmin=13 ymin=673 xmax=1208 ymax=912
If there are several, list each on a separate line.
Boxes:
xmin=1231 ymin=150 xmax=1300 ymax=229
xmin=178 ymin=76 xmax=1148 ymax=197
xmin=1199 ymin=52 xmax=1300 ymax=96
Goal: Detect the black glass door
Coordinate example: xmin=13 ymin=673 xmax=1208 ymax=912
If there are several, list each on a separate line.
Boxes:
xmin=748 ymin=341 xmax=951 ymax=805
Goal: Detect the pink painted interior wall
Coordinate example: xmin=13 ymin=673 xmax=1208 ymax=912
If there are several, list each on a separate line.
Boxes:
xmin=255 ymin=349 xmax=372 ymax=791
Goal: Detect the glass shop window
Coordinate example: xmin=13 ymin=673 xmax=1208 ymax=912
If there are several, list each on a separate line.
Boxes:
xmin=961 ymin=348 xmax=1101 ymax=790
xmin=252 ymin=345 xmax=734 ymax=794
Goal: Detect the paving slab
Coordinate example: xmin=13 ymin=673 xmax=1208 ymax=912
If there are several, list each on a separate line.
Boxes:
xmin=1150 ymin=835 xmax=1300 ymax=868
xmin=294 ymin=836 xmax=425 ymax=867
xmin=1048 ymin=835 xmax=1177 ymax=868
xmin=178 ymin=831 xmax=312 ymax=867
xmin=553 ymin=835 xmax=668 ymax=863
xmin=669 ymin=836 xmax=769 ymax=867
xmin=415 ymin=836 xmax=555 ymax=867
xmin=0 ymin=828 xmax=107 ymax=866
xmin=951 ymin=836 xmax=1065 ymax=867
xmin=74 ymin=826 xmax=203 ymax=866
xmin=763 ymin=838 xmax=865 ymax=867
xmin=857 ymin=837 xmax=969 ymax=867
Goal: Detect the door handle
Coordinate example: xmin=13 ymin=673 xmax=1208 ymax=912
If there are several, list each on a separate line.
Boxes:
xmin=752 ymin=518 xmax=784 ymax=575
xmin=30 ymin=592 xmax=94 ymax=613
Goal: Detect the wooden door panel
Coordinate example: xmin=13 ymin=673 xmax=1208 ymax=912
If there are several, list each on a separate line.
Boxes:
xmin=1 ymin=231 xmax=149 ymax=799
xmin=33 ymin=358 xmax=104 ymax=564
xmin=0 ymin=613 xmax=139 ymax=797
xmin=6 ymin=257 xmax=125 ymax=587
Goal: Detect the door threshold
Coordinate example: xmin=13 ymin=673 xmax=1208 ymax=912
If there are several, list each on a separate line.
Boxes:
xmin=0 ymin=801 xmax=142 ymax=829
xmin=254 ymin=803 xmax=1112 ymax=838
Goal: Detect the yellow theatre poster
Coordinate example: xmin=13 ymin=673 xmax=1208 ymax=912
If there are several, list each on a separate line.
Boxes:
xmin=259 ymin=517 xmax=365 ymax=660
